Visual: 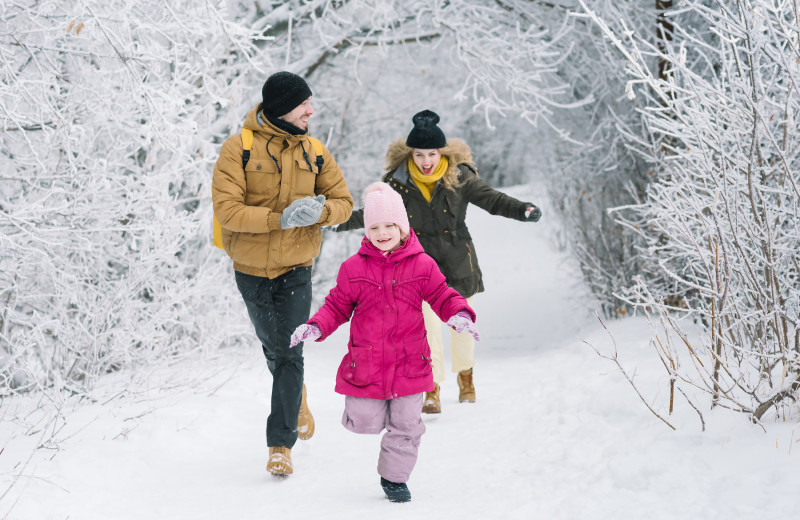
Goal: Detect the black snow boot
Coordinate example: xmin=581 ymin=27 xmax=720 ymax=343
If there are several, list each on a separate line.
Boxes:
xmin=380 ymin=477 xmax=411 ymax=503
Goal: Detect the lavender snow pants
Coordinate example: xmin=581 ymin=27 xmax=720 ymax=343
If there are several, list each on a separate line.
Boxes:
xmin=342 ymin=393 xmax=426 ymax=483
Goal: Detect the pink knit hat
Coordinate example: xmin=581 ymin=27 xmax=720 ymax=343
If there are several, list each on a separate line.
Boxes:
xmin=362 ymin=182 xmax=410 ymax=237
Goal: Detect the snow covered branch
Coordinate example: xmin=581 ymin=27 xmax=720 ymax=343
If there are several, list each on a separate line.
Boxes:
xmin=585 ymin=0 xmax=800 ymax=421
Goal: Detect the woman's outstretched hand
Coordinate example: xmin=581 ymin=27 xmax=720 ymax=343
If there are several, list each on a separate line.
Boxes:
xmin=524 ymin=205 xmax=542 ymax=222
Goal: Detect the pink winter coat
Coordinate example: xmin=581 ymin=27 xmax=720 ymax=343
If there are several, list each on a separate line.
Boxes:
xmin=309 ymin=229 xmax=475 ymax=400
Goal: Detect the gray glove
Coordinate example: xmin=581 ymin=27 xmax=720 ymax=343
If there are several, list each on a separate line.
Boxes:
xmin=280 ymin=195 xmax=326 ymax=229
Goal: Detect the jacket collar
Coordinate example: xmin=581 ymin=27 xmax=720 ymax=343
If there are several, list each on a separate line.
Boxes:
xmin=357 ymin=229 xmax=423 ymax=262
xmin=393 ymin=162 xmax=444 ymax=199
xmin=393 ymin=162 xmax=411 ymax=184
xmin=259 ymin=108 xmax=308 ymax=136
xmin=242 ymin=105 xmax=307 ymax=144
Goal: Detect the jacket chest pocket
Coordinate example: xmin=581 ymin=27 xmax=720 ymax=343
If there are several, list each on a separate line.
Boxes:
xmin=244 ymin=160 xmax=280 ymax=198
xmin=293 ymin=158 xmax=317 ymax=197
xmin=342 ymin=341 xmax=377 ymax=386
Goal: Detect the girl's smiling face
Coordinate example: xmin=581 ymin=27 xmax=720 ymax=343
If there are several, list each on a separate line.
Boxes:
xmin=368 ymin=222 xmax=402 ymax=251
xmin=412 ymin=148 xmax=442 ymax=175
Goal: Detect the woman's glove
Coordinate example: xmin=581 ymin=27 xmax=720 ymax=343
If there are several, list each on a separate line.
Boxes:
xmin=446 ymin=311 xmax=480 ymax=341
xmin=281 ymin=195 xmax=326 ymax=228
xmin=524 ymin=205 xmax=542 ymax=222
xmin=289 ymin=323 xmax=322 ymax=348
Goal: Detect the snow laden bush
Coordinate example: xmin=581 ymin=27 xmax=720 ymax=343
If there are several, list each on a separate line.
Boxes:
xmin=585 ymin=1 xmax=800 ymax=422
xmin=0 ymin=0 xmax=271 ymax=397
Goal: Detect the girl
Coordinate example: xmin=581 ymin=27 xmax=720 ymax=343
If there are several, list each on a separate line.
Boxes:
xmin=289 ymin=182 xmax=479 ymax=502
xmin=335 ymin=110 xmax=542 ymax=413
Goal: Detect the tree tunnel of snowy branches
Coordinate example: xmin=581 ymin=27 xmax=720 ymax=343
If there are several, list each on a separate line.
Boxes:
xmin=1 ymin=0 xmax=799 ymax=425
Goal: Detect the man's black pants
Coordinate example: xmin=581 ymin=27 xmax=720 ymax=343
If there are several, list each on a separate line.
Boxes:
xmin=235 ymin=267 xmax=312 ymax=449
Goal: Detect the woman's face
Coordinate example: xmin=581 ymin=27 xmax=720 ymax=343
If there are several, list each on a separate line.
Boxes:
xmin=412 ymin=149 xmax=442 ymax=175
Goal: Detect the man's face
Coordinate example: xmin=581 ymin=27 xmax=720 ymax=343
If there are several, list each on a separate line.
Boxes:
xmin=280 ymin=97 xmax=314 ymax=130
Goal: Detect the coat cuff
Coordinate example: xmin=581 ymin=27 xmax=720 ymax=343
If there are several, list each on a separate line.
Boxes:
xmin=309 ymin=320 xmax=327 ymax=340
xmin=316 ymin=205 xmax=331 ymax=225
xmin=460 ymin=306 xmax=477 ymax=322
xmin=267 ymin=212 xmax=282 ymax=230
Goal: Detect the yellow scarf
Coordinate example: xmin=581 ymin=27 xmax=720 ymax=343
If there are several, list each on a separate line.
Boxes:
xmin=407 ymin=156 xmax=449 ymax=202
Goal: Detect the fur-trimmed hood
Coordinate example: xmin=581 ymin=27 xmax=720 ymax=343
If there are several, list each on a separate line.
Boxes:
xmin=385 ymin=138 xmax=475 ymax=188
xmin=336 ymin=136 xmax=531 ymax=298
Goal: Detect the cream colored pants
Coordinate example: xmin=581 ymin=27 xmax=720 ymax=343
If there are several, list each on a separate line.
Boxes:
xmin=422 ymin=296 xmax=476 ymax=383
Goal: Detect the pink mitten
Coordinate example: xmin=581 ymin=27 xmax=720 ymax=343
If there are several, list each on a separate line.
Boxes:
xmin=446 ymin=311 xmax=480 ymax=341
xmin=290 ymin=323 xmax=321 ymax=348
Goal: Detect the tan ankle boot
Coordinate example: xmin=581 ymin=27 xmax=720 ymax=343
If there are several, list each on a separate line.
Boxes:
xmin=267 ymin=446 xmax=293 ymax=476
xmin=422 ymin=383 xmax=441 ymax=414
xmin=297 ymin=383 xmax=315 ymax=440
xmin=457 ymin=368 xmax=476 ymax=403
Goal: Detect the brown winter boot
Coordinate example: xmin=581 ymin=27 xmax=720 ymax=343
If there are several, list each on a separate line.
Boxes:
xmin=457 ymin=368 xmax=476 ymax=403
xmin=297 ymin=383 xmax=315 ymax=440
xmin=422 ymin=383 xmax=441 ymax=414
xmin=266 ymin=446 xmax=293 ymax=476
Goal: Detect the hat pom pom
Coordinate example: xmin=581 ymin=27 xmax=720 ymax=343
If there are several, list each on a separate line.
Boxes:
xmin=411 ymin=110 xmax=440 ymax=128
xmin=362 ymin=181 xmax=393 ymax=202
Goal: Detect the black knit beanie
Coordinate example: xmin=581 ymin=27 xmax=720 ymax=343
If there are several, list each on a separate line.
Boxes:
xmin=261 ymin=71 xmax=312 ymax=117
xmin=405 ymin=110 xmax=447 ymax=149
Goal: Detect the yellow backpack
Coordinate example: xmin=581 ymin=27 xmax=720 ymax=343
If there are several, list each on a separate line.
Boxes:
xmin=212 ymin=128 xmax=325 ymax=249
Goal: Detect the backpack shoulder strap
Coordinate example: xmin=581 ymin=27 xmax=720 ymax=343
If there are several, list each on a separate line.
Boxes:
xmin=214 ymin=127 xmax=254 ymax=250
xmin=240 ymin=130 xmax=324 ymax=172
xmin=241 ymin=127 xmax=253 ymax=169
xmin=308 ymin=136 xmax=325 ymax=172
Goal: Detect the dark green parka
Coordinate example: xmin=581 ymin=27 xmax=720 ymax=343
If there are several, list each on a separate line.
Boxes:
xmin=337 ymin=138 xmax=532 ymax=298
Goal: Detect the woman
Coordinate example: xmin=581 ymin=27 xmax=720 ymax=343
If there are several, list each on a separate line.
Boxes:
xmin=335 ymin=110 xmax=541 ymax=413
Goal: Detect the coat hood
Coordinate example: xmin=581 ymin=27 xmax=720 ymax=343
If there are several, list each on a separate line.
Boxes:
xmin=242 ymin=105 xmax=308 ymax=141
xmin=357 ymin=228 xmax=423 ymax=262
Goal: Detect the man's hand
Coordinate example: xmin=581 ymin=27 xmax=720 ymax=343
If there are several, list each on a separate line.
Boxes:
xmin=281 ymin=195 xmax=326 ymax=228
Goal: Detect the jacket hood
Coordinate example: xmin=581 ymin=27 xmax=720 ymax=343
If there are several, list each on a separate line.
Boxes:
xmin=242 ymin=105 xmax=308 ymax=140
xmin=357 ymin=228 xmax=423 ymax=262
xmin=385 ymin=137 xmax=474 ymax=186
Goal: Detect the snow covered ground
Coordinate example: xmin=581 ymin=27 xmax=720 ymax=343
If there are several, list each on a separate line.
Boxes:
xmin=2 ymin=185 xmax=798 ymax=519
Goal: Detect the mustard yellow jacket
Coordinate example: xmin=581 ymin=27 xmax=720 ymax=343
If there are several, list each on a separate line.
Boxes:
xmin=212 ymin=106 xmax=353 ymax=278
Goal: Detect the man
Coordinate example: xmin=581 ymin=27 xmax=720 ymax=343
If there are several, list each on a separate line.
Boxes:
xmin=212 ymin=71 xmax=353 ymax=476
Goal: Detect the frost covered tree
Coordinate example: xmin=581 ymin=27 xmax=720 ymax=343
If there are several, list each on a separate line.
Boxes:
xmin=0 ymin=0 xmax=281 ymax=396
xmin=1 ymin=0 xmax=575 ymax=400
xmin=582 ymin=0 xmax=800 ymax=421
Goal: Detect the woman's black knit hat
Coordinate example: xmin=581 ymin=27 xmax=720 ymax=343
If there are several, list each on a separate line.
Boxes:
xmin=405 ymin=110 xmax=447 ymax=149
xmin=261 ymin=71 xmax=312 ymax=117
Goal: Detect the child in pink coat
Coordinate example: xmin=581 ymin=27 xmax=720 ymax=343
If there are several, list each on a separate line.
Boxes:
xmin=290 ymin=182 xmax=479 ymax=503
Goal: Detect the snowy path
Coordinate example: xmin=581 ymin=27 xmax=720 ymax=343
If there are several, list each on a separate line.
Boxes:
xmin=2 ymin=186 xmax=799 ymax=519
